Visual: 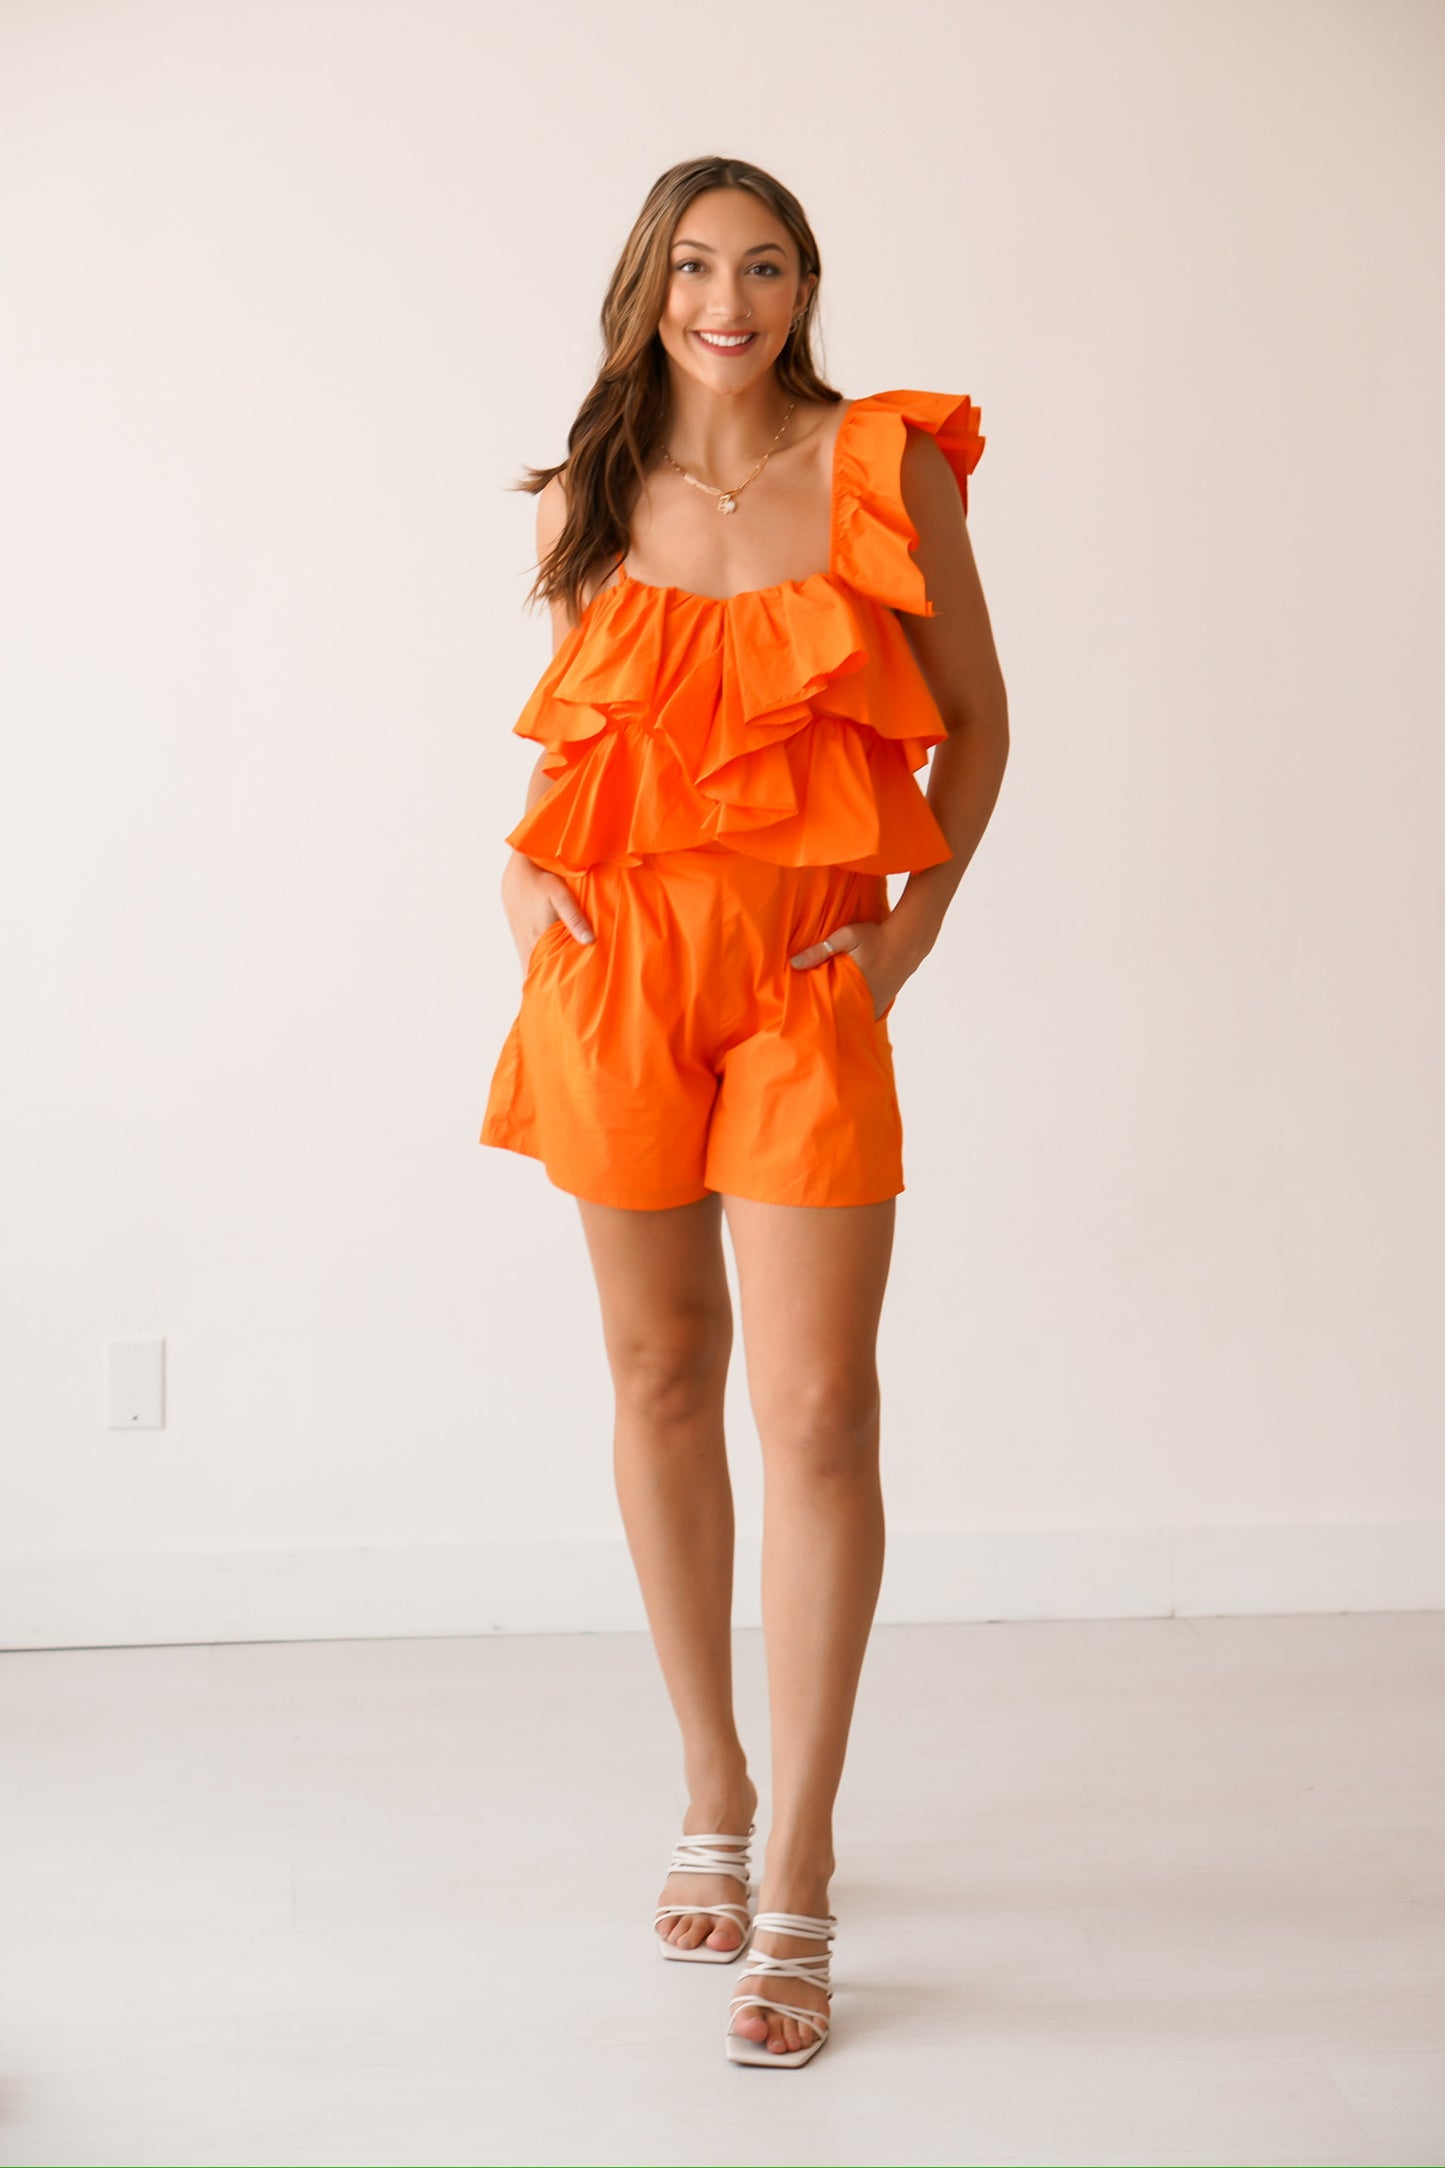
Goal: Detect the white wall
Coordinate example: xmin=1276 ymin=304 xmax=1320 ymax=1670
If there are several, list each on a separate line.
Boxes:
xmin=2 ymin=0 xmax=1441 ymax=1648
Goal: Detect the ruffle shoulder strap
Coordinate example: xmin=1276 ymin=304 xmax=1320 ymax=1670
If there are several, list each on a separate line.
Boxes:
xmin=832 ymin=389 xmax=985 ymax=616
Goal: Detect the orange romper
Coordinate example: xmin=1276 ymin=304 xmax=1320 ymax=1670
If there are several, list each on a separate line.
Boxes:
xmin=479 ymin=387 xmax=984 ymax=1210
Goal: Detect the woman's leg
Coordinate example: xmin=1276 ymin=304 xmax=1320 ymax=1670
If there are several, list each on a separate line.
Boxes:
xmin=575 ymin=1190 xmax=758 ymax=1952
xmin=719 ymin=1193 xmax=896 ymax=2052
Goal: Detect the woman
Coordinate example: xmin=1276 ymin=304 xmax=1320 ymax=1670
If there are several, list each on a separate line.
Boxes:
xmin=481 ymin=155 xmax=1009 ymax=2066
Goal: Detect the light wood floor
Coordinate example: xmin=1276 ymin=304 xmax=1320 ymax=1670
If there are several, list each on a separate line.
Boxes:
xmin=0 ymin=1612 xmax=1441 ymax=2166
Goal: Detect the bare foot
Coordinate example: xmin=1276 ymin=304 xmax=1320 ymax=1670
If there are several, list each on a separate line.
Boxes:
xmin=654 ymin=1778 xmax=760 ymax=1954
xmin=728 ymin=1876 xmax=834 ymax=2054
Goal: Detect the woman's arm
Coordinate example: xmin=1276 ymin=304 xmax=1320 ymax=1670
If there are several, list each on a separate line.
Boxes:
xmin=514 ymin=475 xmax=577 ymax=817
xmin=886 ymin=426 xmax=1010 ymax=968
xmin=501 ymin=473 xmax=596 ymax=948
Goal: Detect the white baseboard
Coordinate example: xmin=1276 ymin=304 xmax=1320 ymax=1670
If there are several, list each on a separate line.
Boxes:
xmin=2 ymin=1521 xmax=1442 ymax=1649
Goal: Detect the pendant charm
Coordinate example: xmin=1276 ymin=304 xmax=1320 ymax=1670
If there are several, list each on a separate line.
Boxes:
xmin=718 ymin=493 xmax=737 ymax=514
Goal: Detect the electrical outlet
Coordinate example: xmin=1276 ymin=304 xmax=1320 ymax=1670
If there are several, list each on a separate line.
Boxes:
xmin=107 ymin=1337 xmax=165 ymax=1429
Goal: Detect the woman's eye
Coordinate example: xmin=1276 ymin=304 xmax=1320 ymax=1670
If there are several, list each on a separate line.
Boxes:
xmin=672 ymin=260 xmax=781 ymax=276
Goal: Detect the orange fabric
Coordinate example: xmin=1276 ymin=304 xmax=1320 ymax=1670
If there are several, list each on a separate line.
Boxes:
xmin=480 ymin=388 xmax=983 ymax=1209
xmin=483 ymin=848 xmax=903 ymax=1209
xmin=501 ymin=388 xmax=984 ymax=877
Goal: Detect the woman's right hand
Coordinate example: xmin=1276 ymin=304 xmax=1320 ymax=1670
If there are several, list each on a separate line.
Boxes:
xmin=501 ymin=851 xmax=594 ymax=973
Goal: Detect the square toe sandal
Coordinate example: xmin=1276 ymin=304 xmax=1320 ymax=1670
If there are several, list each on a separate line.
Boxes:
xmin=652 ymin=1822 xmax=756 ymax=1963
xmin=723 ymin=1909 xmax=836 ymax=2066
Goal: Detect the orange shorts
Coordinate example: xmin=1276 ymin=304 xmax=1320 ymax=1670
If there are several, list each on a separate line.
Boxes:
xmin=479 ymin=844 xmax=904 ymax=1210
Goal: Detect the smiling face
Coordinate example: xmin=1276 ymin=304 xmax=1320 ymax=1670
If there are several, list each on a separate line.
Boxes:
xmin=657 ymin=186 xmax=816 ymax=389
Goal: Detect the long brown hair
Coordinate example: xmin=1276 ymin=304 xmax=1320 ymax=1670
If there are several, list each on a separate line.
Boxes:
xmin=514 ymin=156 xmax=842 ymax=624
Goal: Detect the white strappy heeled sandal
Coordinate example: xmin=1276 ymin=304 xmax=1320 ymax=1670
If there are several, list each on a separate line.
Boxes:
xmin=724 ymin=1908 xmax=836 ymax=2066
xmin=652 ymin=1822 xmax=756 ymax=1963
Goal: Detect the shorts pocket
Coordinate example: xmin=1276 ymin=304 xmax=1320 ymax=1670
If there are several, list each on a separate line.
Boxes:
xmin=523 ymin=916 xmax=573 ymax=982
xmin=835 ymin=944 xmax=896 ymax=1025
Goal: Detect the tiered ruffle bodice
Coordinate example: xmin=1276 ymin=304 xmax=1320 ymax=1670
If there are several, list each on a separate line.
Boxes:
xmin=503 ymin=388 xmax=984 ymax=876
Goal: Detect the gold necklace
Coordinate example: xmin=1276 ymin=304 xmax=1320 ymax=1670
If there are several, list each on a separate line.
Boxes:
xmin=662 ymin=399 xmax=797 ymax=514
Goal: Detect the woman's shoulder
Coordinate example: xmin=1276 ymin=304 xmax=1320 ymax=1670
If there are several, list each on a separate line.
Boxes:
xmin=832 ymin=388 xmax=986 ymax=614
xmin=841 ymin=389 xmax=984 ymax=488
xmin=535 ymin=469 xmax=569 ymax=551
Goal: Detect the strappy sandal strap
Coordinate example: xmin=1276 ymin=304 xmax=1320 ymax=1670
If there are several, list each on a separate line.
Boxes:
xmin=728 ymin=1909 xmax=836 ymax=2042
xmin=661 ymin=1827 xmax=755 ymax=1889
xmin=747 ymin=1909 xmax=835 ymax=1939
xmin=727 ymin=1991 xmax=830 ymax=2042
xmin=653 ymin=1896 xmax=752 ymax=1927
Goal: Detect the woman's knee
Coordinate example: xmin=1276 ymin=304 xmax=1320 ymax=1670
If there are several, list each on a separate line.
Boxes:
xmin=757 ymin=1368 xmax=882 ymax=1481
xmin=607 ymin=1311 xmax=732 ymax=1429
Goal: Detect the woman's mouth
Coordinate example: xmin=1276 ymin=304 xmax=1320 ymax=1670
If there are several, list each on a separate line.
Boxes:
xmin=692 ymin=330 xmax=758 ymax=355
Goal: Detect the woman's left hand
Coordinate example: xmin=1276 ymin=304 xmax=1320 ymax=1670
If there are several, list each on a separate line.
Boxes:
xmin=789 ymin=921 xmax=906 ymax=1021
